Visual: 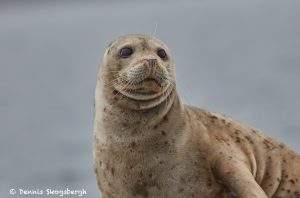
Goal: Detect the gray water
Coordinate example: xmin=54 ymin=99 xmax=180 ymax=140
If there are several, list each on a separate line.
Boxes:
xmin=1 ymin=0 xmax=299 ymax=197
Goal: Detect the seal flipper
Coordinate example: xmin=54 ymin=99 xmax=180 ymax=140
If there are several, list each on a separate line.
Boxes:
xmin=213 ymin=157 xmax=268 ymax=198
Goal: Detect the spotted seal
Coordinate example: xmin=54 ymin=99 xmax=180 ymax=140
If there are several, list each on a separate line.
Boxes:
xmin=93 ymin=34 xmax=300 ymax=198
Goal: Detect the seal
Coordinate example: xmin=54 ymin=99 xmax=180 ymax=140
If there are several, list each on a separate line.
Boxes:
xmin=93 ymin=34 xmax=300 ymax=198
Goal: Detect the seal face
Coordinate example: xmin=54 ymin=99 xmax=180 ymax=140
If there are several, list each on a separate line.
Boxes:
xmin=93 ymin=34 xmax=300 ymax=198
xmin=98 ymin=34 xmax=175 ymax=111
xmin=115 ymin=43 xmax=170 ymax=100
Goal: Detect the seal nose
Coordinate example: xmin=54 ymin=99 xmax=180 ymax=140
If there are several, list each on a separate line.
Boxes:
xmin=146 ymin=59 xmax=158 ymax=67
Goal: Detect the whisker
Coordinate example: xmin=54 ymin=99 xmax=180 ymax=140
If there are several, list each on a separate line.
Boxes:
xmin=104 ymin=78 xmax=120 ymax=88
xmin=115 ymin=77 xmax=134 ymax=98
xmin=152 ymin=22 xmax=158 ymax=37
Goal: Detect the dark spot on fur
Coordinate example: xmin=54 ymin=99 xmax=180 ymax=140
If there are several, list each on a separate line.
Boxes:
xmin=103 ymin=107 xmax=107 ymax=112
xmin=131 ymin=129 xmax=138 ymax=135
xmin=207 ymin=178 xmax=212 ymax=186
xmin=263 ymin=138 xmax=274 ymax=149
xmin=161 ymin=130 xmax=166 ymax=136
xmin=153 ymin=125 xmax=158 ymax=130
xmin=234 ymin=129 xmax=241 ymax=135
xmin=133 ymin=182 xmax=148 ymax=198
xmin=130 ymin=141 xmax=136 ymax=148
xmin=268 ymin=156 xmax=271 ymax=160
xmin=290 ymin=179 xmax=295 ymax=184
xmin=122 ymin=122 xmax=129 ymax=127
xmin=210 ymin=115 xmax=218 ymax=123
xmin=180 ymin=177 xmax=186 ymax=184
xmin=210 ymin=115 xmax=218 ymax=119
xmin=111 ymin=167 xmax=115 ymax=176
xmin=163 ymin=115 xmax=168 ymax=122
xmin=178 ymin=188 xmax=184 ymax=192
xmin=244 ymin=135 xmax=254 ymax=144
xmin=148 ymin=173 xmax=152 ymax=178
xmin=251 ymin=129 xmax=258 ymax=133
xmin=139 ymin=171 xmax=143 ymax=177
xmin=215 ymin=135 xmax=229 ymax=143
xmin=235 ymin=137 xmax=241 ymax=143
xmin=277 ymin=177 xmax=281 ymax=182
xmin=291 ymin=155 xmax=295 ymax=160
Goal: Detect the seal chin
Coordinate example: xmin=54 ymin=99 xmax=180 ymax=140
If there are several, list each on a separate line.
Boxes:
xmin=114 ymin=79 xmax=170 ymax=101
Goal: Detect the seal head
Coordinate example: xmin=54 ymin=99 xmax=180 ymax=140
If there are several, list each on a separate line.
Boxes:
xmin=99 ymin=34 xmax=175 ymax=110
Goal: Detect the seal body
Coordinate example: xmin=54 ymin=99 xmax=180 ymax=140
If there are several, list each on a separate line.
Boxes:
xmin=93 ymin=34 xmax=300 ymax=198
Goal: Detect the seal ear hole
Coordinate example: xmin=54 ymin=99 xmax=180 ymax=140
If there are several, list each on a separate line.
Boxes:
xmin=157 ymin=48 xmax=168 ymax=60
xmin=119 ymin=47 xmax=134 ymax=58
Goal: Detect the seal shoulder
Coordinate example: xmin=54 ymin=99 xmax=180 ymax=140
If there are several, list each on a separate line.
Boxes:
xmin=185 ymin=105 xmax=270 ymax=141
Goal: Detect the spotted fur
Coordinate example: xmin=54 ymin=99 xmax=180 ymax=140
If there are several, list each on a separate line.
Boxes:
xmin=93 ymin=34 xmax=300 ymax=198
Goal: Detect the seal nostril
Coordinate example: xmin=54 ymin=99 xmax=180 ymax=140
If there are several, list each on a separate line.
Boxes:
xmin=147 ymin=59 xmax=157 ymax=67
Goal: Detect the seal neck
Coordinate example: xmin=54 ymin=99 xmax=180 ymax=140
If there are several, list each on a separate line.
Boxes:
xmin=95 ymin=77 xmax=185 ymax=134
xmin=99 ymin=80 xmax=181 ymax=119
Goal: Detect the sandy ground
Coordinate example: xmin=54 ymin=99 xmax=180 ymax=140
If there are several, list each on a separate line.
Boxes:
xmin=0 ymin=0 xmax=299 ymax=197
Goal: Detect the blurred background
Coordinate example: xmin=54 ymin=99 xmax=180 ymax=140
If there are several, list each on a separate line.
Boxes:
xmin=1 ymin=0 xmax=299 ymax=197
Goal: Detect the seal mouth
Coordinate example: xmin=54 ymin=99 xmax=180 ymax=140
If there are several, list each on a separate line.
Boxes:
xmin=114 ymin=77 xmax=170 ymax=100
xmin=143 ymin=78 xmax=161 ymax=85
xmin=128 ymin=75 xmax=167 ymax=87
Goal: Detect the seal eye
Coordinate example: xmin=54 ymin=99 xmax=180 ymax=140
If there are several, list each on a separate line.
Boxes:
xmin=119 ymin=47 xmax=133 ymax=58
xmin=157 ymin=48 xmax=167 ymax=60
